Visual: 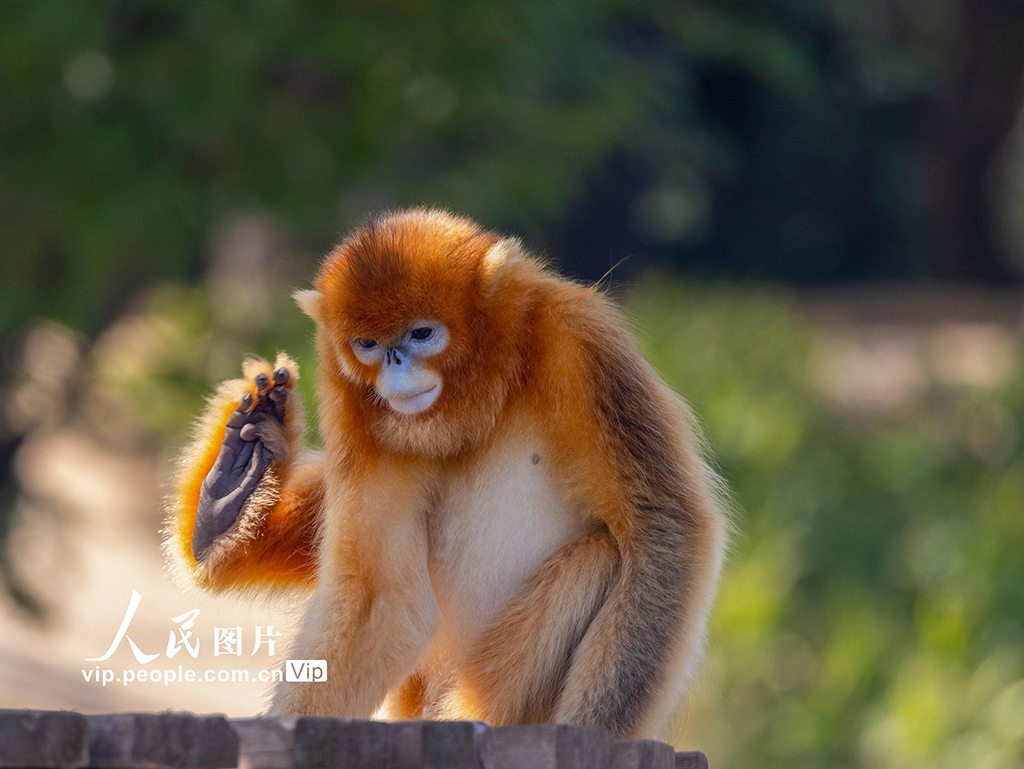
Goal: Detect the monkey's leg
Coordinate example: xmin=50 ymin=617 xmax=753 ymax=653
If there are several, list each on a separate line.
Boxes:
xmin=442 ymin=528 xmax=620 ymax=725
xmin=552 ymin=522 xmax=723 ymax=738
xmin=268 ymin=460 xmax=441 ymax=717
xmin=164 ymin=354 xmax=324 ymax=592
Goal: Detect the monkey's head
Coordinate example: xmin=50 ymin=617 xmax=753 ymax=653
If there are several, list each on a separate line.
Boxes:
xmin=296 ymin=209 xmax=537 ymax=456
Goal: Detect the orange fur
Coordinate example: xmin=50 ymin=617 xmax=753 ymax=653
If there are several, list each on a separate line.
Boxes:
xmin=382 ymin=671 xmax=428 ymax=720
xmin=164 ymin=209 xmax=727 ymax=738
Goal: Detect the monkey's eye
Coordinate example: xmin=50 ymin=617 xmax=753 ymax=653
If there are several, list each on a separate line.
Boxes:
xmin=354 ymin=339 xmax=377 ymax=350
xmin=410 ymin=327 xmax=433 ymax=341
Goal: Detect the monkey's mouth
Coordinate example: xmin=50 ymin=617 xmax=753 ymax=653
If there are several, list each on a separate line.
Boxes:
xmin=387 ymin=384 xmax=440 ymax=415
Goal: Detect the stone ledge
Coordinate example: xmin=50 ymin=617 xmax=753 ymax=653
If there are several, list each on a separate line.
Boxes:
xmin=0 ymin=711 xmax=709 ymax=769
xmin=88 ymin=713 xmax=238 ymax=769
xmin=0 ymin=710 xmax=88 ymax=769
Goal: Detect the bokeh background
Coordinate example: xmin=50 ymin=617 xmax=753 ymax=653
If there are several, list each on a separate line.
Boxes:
xmin=3 ymin=1 xmax=1024 ymax=767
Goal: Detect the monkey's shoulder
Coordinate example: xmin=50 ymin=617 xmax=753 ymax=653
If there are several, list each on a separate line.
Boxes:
xmin=525 ymin=290 xmax=683 ymax=439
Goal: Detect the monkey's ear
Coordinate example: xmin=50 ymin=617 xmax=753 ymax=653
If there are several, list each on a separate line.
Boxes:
xmin=482 ymin=237 xmax=525 ymax=295
xmin=294 ymin=289 xmax=323 ymax=321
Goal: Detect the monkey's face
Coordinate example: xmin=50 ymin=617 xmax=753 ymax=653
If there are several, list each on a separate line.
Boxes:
xmin=300 ymin=209 xmax=525 ymax=454
xmin=349 ymin=321 xmax=450 ymax=415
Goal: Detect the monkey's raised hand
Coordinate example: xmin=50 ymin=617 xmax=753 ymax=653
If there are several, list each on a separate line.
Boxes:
xmin=192 ymin=362 xmax=296 ymax=560
xmin=166 ymin=351 xmax=319 ymax=592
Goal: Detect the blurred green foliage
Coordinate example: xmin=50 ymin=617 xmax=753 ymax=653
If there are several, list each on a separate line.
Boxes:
xmin=1 ymin=0 xmax=675 ymax=334
xmin=627 ymin=277 xmax=1024 ymax=768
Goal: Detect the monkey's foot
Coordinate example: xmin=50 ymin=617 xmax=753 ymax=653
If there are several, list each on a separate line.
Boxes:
xmin=192 ymin=363 xmax=295 ymax=561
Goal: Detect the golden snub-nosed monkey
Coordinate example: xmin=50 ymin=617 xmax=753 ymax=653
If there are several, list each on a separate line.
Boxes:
xmin=164 ymin=208 xmax=727 ymax=738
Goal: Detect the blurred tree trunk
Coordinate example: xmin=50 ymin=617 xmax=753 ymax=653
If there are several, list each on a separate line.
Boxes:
xmin=929 ymin=0 xmax=1024 ymax=282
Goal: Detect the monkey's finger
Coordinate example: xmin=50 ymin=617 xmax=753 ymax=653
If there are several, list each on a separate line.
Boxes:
xmin=255 ymin=373 xmax=270 ymax=393
xmin=229 ymin=436 xmax=256 ymax=477
xmin=271 ymin=355 xmax=299 ymax=388
xmin=225 ymin=392 xmax=254 ymax=429
xmin=238 ymin=441 xmax=270 ymax=498
xmin=269 ymin=385 xmax=287 ymax=422
xmin=212 ymin=394 xmax=256 ymax=482
xmin=240 ymin=423 xmax=258 ymax=441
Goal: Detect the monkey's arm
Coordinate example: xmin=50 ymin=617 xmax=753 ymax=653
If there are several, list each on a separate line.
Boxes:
xmin=551 ymin=321 xmax=727 ymax=738
xmin=164 ymin=354 xmax=324 ymax=592
xmin=268 ymin=455 xmax=441 ymax=718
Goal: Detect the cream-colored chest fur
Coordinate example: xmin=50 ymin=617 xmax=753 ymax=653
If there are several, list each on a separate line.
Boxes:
xmin=425 ymin=426 xmax=588 ymax=656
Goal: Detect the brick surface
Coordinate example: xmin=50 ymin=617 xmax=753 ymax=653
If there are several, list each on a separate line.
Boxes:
xmin=610 ymin=739 xmax=674 ymax=769
xmin=420 ymin=721 xmax=486 ymax=769
xmin=386 ymin=720 xmax=488 ymax=769
xmin=233 ymin=717 xmax=298 ymax=769
xmin=86 ymin=714 xmax=133 ymax=767
xmin=388 ymin=719 xmax=425 ymax=769
xmin=292 ymin=717 xmax=390 ymax=769
xmin=0 ymin=710 xmax=87 ymax=769
xmin=482 ymin=723 xmax=614 ymax=769
xmin=0 ymin=709 xmax=708 ymax=769
xmin=673 ymin=751 xmax=709 ymax=769
xmin=87 ymin=713 xmax=238 ymax=768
